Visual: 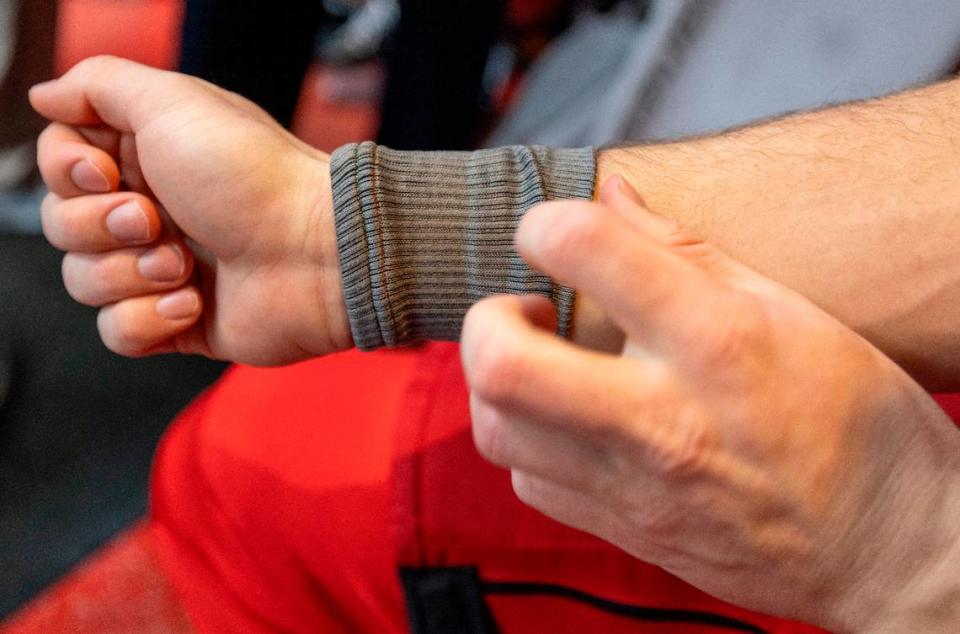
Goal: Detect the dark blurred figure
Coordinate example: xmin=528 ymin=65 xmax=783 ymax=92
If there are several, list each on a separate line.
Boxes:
xmin=179 ymin=0 xmax=326 ymax=128
xmin=0 ymin=0 xmax=56 ymax=187
xmin=377 ymin=0 xmax=506 ymax=149
xmin=178 ymin=0 xmax=511 ymax=150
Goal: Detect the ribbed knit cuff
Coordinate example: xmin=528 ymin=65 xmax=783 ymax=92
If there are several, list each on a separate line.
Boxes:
xmin=330 ymin=142 xmax=596 ymax=350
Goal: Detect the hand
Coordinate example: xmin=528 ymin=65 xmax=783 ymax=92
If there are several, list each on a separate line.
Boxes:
xmin=461 ymin=177 xmax=960 ymax=631
xmin=31 ymin=56 xmax=350 ymax=365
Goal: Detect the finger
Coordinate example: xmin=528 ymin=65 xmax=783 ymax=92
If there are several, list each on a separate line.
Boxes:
xmin=38 ymin=124 xmax=154 ymax=197
xmin=463 ymin=294 xmax=717 ymax=473
xmin=62 ymin=240 xmax=194 ymax=307
xmin=97 ymin=288 xmax=202 ymax=357
xmin=516 ymin=199 xmax=751 ymax=359
xmin=75 ymin=126 xmax=153 ymax=196
xmin=29 ymin=55 xmax=179 ymax=132
xmin=470 ymin=394 xmax=616 ymax=490
xmin=117 ymin=133 xmax=152 ymax=195
xmin=75 ymin=126 xmax=121 ymax=158
xmin=461 ymin=294 xmax=651 ymax=431
xmin=37 ymin=122 xmax=120 ymax=196
xmin=42 ymin=192 xmax=163 ymax=252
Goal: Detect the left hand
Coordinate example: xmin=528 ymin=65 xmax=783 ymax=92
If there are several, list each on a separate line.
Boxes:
xmin=460 ymin=176 xmax=960 ymax=631
xmin=30 ymin=57 xmax=349 ymax=365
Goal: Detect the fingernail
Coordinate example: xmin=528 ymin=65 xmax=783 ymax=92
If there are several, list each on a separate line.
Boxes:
xmin=71 ymin=160 xmax=111 ymax=193
xmin=138 ymin=244 xmax=185 ymax=282
xmin=156 ymin=289 xmax=198 ymax=320
xmin=105 ymin=201 xmax=150 ymax=242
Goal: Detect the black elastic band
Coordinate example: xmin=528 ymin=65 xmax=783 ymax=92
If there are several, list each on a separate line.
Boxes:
xmin=481 ymin=580 xmax=768 ymax=633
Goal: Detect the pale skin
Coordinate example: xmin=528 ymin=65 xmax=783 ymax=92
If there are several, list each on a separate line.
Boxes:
xmin=30 ymin=57 xmax=960 ymax=630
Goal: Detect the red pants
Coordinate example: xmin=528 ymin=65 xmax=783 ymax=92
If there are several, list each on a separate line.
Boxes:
xmin=152 ymin=343 xmax=955 ymax=633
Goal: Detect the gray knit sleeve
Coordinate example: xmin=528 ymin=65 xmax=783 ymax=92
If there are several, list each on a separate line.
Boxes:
xmin=330 ymin=142 xmax=596 ymax=350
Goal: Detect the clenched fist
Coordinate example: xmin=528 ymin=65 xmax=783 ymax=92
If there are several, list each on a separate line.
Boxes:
xmin=32 ymin=56 xmax=350 ymax=365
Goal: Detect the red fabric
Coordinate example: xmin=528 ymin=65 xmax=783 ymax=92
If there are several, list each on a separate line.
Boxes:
xmin=150 ymin=349 xmax=419 ymax=632
xmin=151 ymin=343 xmax=960 ymax=633
xmin=55 ymin=0 xmax=183 ymax=75
xmin=0 ymin=522 xmax=191 ymax=634
xmin=933 ymin=392 xmax=960 ymax=420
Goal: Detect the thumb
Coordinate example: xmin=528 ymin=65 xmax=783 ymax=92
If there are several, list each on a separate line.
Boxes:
xmin=29 ymin=55 xmax=178 ymax=132
xmin=517 ymin=199 xmax=738 ymax=359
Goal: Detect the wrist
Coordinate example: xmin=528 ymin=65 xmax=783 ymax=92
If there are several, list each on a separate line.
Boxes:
xmin=833 ymin=392 xmax=960 ymax=633
xmin=867 ymin=481 xmax=960 ymax=633
xmin=856 ymin=527 xmax=960 ymax=633
xmin=294 ymin=151 xmax=353 ymax=355
xmin=314 ymin=157 xmax=353 ymax=352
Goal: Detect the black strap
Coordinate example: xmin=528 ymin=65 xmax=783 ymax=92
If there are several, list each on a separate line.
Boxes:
xmin=399 ymin=566 xmax=768 ymax=634
xmin=400 ymin=567 xmax=498 ymax=634
xmin=483 ymin=580 xmax=767 ymax=633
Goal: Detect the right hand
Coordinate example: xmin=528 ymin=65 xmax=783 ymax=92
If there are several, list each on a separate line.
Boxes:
xmin=462 ymin=177 xmax=960 ymax=632
xmin=31 ymin=56 xmax=351 ymax=365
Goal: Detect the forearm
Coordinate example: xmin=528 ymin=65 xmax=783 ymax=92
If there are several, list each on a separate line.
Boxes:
xmin=329 ymin=80 xmax=960 ymax=386
xmin=598 ymin=79 xmax=960 ymax=389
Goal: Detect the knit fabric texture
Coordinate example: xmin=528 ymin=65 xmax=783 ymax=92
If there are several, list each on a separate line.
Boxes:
xmin=330 ymin=142 xmax=596 ymax=350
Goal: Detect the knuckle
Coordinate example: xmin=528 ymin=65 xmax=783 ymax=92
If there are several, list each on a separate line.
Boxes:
xmin=470 ymin=402 xmax=509 ymax=466
xmin=658 ymin=218 xmax=695 ymax=247
xmin=101 ymin=305 xmax=144 ymax=355
xmin=40 ymin=191 xmax=59 ymax=213
xmin=36 ymin=125 xmax=55 ymax=154
xmin=636 ymin=404 xmax=710 ymax=480
xmin=74 ymin=54 xmax=122 ymax=76
xmin=510 ymin=471 xmax=541 ymax=508
xmin=96 ymin=309 xmax=126 ymax=356
xmin=647 ymin=427 xmax=707 ymax=479
xmin=702 ymin=319 xmax=747 ymax=369
xmin=680 ymin=244 xmax=741 ymax=283
xmin=699 ymin=296 xmax=768 ymax=370
xmin=165 ymin=72 xmax=198 ymax=92
xmin=60 ymin=254 xmax=95 ymax=305
xmin=460 ymin=301 xmax=485 ymax=353
xmin=40 ymin=201 xmax=67 ymax=249
xmin=468 ymin=332 xmax=523 ymax=404
xmin=672 ymin=239 xmax=724 ymax=269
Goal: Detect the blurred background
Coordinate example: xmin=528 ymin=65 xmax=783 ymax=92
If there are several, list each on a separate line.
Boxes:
xmin=4 ymin=1 xmax=960 ymax=632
